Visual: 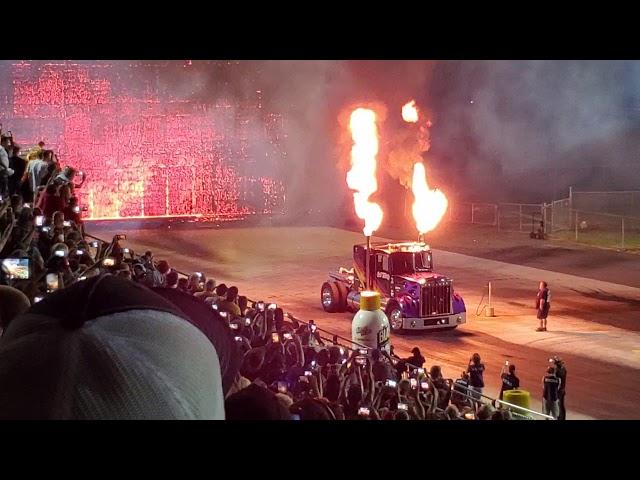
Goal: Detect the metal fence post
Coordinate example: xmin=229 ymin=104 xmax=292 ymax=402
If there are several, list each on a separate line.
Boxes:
xmin=622 ymin=216 xmax=625 ymax=250
xmin=519 ymin=205 xmax=523 ymax=231
xmin=575 ymin=211 xmax=578 ymax=241
xmin=471 ymin=203 xmax=475 ymax=224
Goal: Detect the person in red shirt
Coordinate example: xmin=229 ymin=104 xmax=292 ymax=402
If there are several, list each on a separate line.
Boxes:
xmin=39 ymin=184 xmax=64 ymax=219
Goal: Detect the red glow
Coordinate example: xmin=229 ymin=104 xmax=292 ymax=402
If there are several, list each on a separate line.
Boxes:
xmin=1 ymin=61 xmax=286 ymax=220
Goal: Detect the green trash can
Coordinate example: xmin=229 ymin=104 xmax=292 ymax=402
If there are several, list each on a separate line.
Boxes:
xmin=503 ymin=390 xmax=533 ymax=419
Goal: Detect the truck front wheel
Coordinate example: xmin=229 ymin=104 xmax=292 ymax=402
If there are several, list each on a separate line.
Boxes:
xmin=321 ymin=282 xmax=342 ymax=313
xmin=385 ymin=301 xmax=404 ymax=333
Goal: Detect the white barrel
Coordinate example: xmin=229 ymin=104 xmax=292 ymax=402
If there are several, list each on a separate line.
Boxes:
xmin=351 ymin=291 xmax=391 ymax=354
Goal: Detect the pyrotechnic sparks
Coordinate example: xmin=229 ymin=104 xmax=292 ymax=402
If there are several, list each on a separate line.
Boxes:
xmin=346 ymin=108 xmax=383 ymax=237
xmin=411 ymin=162 xmax=448 ymax=235
xmin=402 ymin=100 xmax=419 ymax=123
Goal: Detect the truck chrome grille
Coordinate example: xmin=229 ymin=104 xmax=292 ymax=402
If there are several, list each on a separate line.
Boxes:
xmin=422 ymin=280 xmax=452 ymax=316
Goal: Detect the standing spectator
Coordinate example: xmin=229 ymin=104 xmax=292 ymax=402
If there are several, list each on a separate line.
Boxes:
xmin=205 ymin=283 xmax=228 ymax=306
xmin=177 ymin=277 xmax=189 ymax=291
xmin=451 ymin=371 xmax=472 ymax=410
xmin=187 ymin=273 xmax=203 ymax=295
xmin=39 ymin=184 xmax=64 ymax=219
xmin=542 ymin=366 xmax=561 ymax=419
xmin=467 ymin=353 xmax=485 ymax=406
xmin=165 ymin=270 xmax=179 ymax=288
xmin=194 ymin=279 xmax=217 ymax=301
xmin=24 ymin=150 xmax=49 ymax=203
xmin=8 ymin=145 xmax=26 ymax=197
xmin=218 ymin=288 xmax=241 ymax=317
xmin=498 ymin=361 xmax=520 ymax=402
xmin=405 ymin=347 xmax=425 ymax=369
xmin=150 ymin=260 xmax=170 ymax=287
xmin=536 ymin=281 xmax=551 ymax=332
xmin=551 ymin=357 xmax=567 ymax=420
xmin=0 ymin=134 xmax=14 ymax=198
xmin=25 ymin=141 xmax=45 ymax=162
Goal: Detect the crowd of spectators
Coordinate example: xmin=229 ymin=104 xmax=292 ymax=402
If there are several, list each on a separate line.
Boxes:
xmin=0 ymin=129 xmax=566 ymax=420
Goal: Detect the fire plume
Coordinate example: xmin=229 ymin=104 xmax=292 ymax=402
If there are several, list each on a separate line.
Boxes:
xmin=346 ymin=108 xmax=383 ymax=236
xmin=411 ymin=162 xmax=448 ymax=235
xmin=402 ymin=100 xmax=419 ymax=123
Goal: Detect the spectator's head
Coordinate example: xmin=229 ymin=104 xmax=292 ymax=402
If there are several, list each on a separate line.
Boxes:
xmin=242 ymin=348 xmax=266 ymax=379
xmin=472 ymin=353 xmax=481 ymax=364
xmin=177 ymin=278 xmax=188 ymax=291
xmin=547 ymin=366 xmax=555 ymax=375
xmin=477 ymin=404 xmax=495 ymax=420
xmin=509 ymin=364 xmax=516 ymax=374
xmin=394 ymin=410 xmax=410 ymax=420
xmin=316 ymin=348 xmax=330 ymax=367
xmin=62 ymin=166 xmax=76 ymax=182
xmin=132 ymin=263 xmax=146 ymax=278
xmin=10 ymin=194 xmax=22 ymax=212
xmin=204 ymin=279 xmax=216 ymax=292
xmin=430 ymin=365 xmax=442 ymax=380
xmin=238 ymin=295 xmax=248 ymax=315
xmin=215 ymin=283 xmax=228 ymax=297
xmin=52 ymin=211 xmax=64 ymax=229
xmin=491 ymin=410 xmax=509 ymax=420
xmin=0 ymin=275 xmax=226 ymax=419
xmin=0 ymin=135 xmax=10 ymax=148
xmin=225 ymin=289 xmax=238 ymax=303
xmin=411 ymin=347 xmax=421 ymax=357
xmin=293 ymin=398 xmax=334 ymax=421
xmin=225 ymin=384 xmax=290 ymax=420
xmin=540 ymin=281 xmax=547 ymax=290
xmin=328 ymin=345 xmax=344 ymax=365
xmin=18 ymin=205 xmax=33 ymax=225
xmin=156 ymin=260 xmax=170 ymax=274
xmin=188 ymin=273 xmax=201 ymax=288
xmin=166 ymin=270 xmax=179 ymax=288
xmin=444 ymin=405 xmax=460 ymax=420
xmin=398 ymin=379 xmax=411 ymax=396
xmin=0 ymin=286 xmax=31 ymax=333
xmin=43 ymin=150 xmax=54 ymax=162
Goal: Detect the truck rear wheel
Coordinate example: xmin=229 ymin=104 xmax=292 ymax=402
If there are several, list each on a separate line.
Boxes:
xmin=385 ymin=301 xmax=404 ymax=333
xmin=321 ymin=282 xmax=342 ymax=313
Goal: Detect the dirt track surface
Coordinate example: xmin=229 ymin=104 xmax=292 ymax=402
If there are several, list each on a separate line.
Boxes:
xmin=91 ymin=224 xmax=640 ymax=420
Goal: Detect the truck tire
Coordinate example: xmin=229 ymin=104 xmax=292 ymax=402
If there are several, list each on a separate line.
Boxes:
xmin=385 ymin=300 xmax=404 ymax=333
xmin=321 ymin=282 xmax=341 ymax=313
xmin=335 ymin=282 xmax=349 ymax=312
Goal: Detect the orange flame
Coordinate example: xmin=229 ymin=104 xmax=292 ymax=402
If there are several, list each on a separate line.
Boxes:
xmin=411 ymin=162 xmax=448 ymax=235
xmin=402 ymin=100 xmax=419 ymax=123
xmin=346 ymin=108 xmax=383 ymax=237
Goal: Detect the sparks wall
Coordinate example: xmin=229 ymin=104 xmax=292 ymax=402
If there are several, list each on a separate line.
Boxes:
xmin=0 ymin=61 xmax=287 ymax=220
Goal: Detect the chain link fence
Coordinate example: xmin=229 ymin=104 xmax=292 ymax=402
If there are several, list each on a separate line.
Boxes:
xmin=447 ymin=199 xmax=640 ymax=251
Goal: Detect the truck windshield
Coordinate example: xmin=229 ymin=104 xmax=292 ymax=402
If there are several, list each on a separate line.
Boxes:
xmin=391 ymin=251 xmax=432 ymax=275
xmin=415 ymin=251 xmax=432 ymax=271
